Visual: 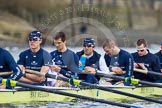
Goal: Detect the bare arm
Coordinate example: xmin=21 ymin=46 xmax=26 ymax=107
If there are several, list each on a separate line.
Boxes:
xmin=18 ymin=65 xmax=40 ymax=84
xmin=25 ymin=66 xmax=49 ymax=82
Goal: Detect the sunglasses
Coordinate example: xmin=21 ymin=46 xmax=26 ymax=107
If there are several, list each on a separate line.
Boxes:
xmin=28 ymin=37 xmax=40 ymax=41
xmin=137 ymin=49 xmax=145 ymax=52
xmin=83 ymin=44 xmax=93 ymax=47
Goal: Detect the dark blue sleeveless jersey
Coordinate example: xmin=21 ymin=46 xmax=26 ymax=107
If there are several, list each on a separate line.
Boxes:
xmin=155 ymin=51 xmax=162 ymax=69
xmin=132 ymin=51 xmax=161 ymax=82
xmin=17 ymin=48 xmax=51 ymax=71
xmin=105 ymin=49 xmax=134 ymax=77
xmin=0 ymin=48 xmax=23 ymax=80
xmin=76 ymin=50 xmax=101 ymax=70
xmin=50 ymin=49 xmax=80 ymax=78
xmin=76 ymin=50 xmax=101 ymax=83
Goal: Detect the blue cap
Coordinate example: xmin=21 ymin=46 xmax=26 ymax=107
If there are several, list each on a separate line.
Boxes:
xmin=28 ymin=30 xmax=42 ymax=38
xmin=83 ymin=38 xmax=95 ymax=47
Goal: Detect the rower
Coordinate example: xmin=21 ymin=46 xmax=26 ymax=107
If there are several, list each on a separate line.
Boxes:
xmin=17 ymin=30 xmax=51 ymax=85
xmin=76 ymin=37 xmax=109 ymax=84
xmin=132 ymin=38 xmax=162 ymax=82
xmin=50 ymin=31 xmax=81 ymax=87
xmin=102 ymin=39 xmax=134 ymax=86
xmin=0 ymin=48 xmax=23 ymax=89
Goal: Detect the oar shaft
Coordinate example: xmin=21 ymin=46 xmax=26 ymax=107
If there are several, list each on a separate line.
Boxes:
xmin=139 ymin=80 xmax=162 ymax=88
xmin=80 ymin=80 xmax=162 ymax=104
xmin=0 ymin=72 xmax=13 ymax=76
xmin=49 ymin=74 xmax=162 ymax=104
xmin=147 ymin=71 xmax=162 ymax=76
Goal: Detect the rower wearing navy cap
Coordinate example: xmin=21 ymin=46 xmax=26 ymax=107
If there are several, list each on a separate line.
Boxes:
xmin=17 ymin=30 xmax=51 ymax=85
xmin=76 ymin=37 xmax=109 ymax=84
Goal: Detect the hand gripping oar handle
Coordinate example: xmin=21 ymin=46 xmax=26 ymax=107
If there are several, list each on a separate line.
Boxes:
xmin=0 ymin=78 xmax=138 ymax=108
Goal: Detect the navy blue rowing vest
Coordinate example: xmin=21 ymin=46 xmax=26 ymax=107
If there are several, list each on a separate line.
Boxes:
xmin=76 ymin=50 xmax=101 ymax=70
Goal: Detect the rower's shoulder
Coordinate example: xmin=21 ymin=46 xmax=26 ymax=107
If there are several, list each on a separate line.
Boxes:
xmin=0 ymin=48 xmax=9 ymax=54
xmin=40 ymin=48 xmax=50 ymax=55
xmin=131 ymin=52 xmax=138 ymax=56
xmin=0 ymin=48 xmax=14 ymax=59
xmin=120 ymin=49 xmax=133 ymax=57
xmin=50 ymin=50 xmax=57 ymax=55
xmin=76 ymin=50 xmax=83 ymax=55
xmin=155 ymin=51 xmax=161 ymax=56
xmin=148 ymin=52 xmax=159 ymax=58
xmin=19 ymin=49 xmax=31 ymax=55
xmin=64 ymin=49 xmax=77 ymax=57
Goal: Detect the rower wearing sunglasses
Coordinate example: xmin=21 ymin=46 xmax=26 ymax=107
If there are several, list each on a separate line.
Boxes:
xmin=132 ymin=38 xmax=162 ymax=82
xmin=17 ymin=30 xmax=51 ymax=85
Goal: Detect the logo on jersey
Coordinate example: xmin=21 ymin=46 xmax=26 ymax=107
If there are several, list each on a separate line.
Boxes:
xmin=25 ymin=56 xmax=28 ymax=59
xmin=113 ymin=62 xmax=119 ymax=66
xmin=31 ymin=61 xmax=38 ymax=65
xmin=55 ymin=60 xmax=64 ymax=66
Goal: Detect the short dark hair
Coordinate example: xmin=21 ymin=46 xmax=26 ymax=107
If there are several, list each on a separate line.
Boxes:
xmin=54 ymin=32 xmax=66 ymax=42
xmin=136 ymin=39 xmax=147 ymax=47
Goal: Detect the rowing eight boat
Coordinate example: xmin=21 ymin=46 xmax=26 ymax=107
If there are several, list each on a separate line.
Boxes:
xmin=0 ymin=85 xmax=161 ymax=104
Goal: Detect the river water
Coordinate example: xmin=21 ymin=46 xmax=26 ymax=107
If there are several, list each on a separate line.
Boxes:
xmin=2 ymin=44 xmax=162 ymax=108
xmin=1 ymin=101 xmax=162 ymax=108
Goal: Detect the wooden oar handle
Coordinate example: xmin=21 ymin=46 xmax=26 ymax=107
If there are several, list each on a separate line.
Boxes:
xmin=0 ymin=72 xmax=13 ymax=76
xmin=134 ymin=68 xmax=147 ymax=74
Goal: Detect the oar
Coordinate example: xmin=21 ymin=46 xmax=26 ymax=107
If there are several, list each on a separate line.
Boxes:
xmin=25 ymin=69 xmax=162 ymax=104
xmin=0 ymin=72 xmax=13 ymax=76
xmin=0 ymin=78 xmax=139 ymax=108
xmin=96 ymin=72 xmax=162 ymax=88
xmin=134 ymin=68 xmax=162 ymax=77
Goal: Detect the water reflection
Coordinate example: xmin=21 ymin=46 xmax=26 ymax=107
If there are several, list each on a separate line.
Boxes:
xmin=1 ymin=100 xmax=162 ymax=108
